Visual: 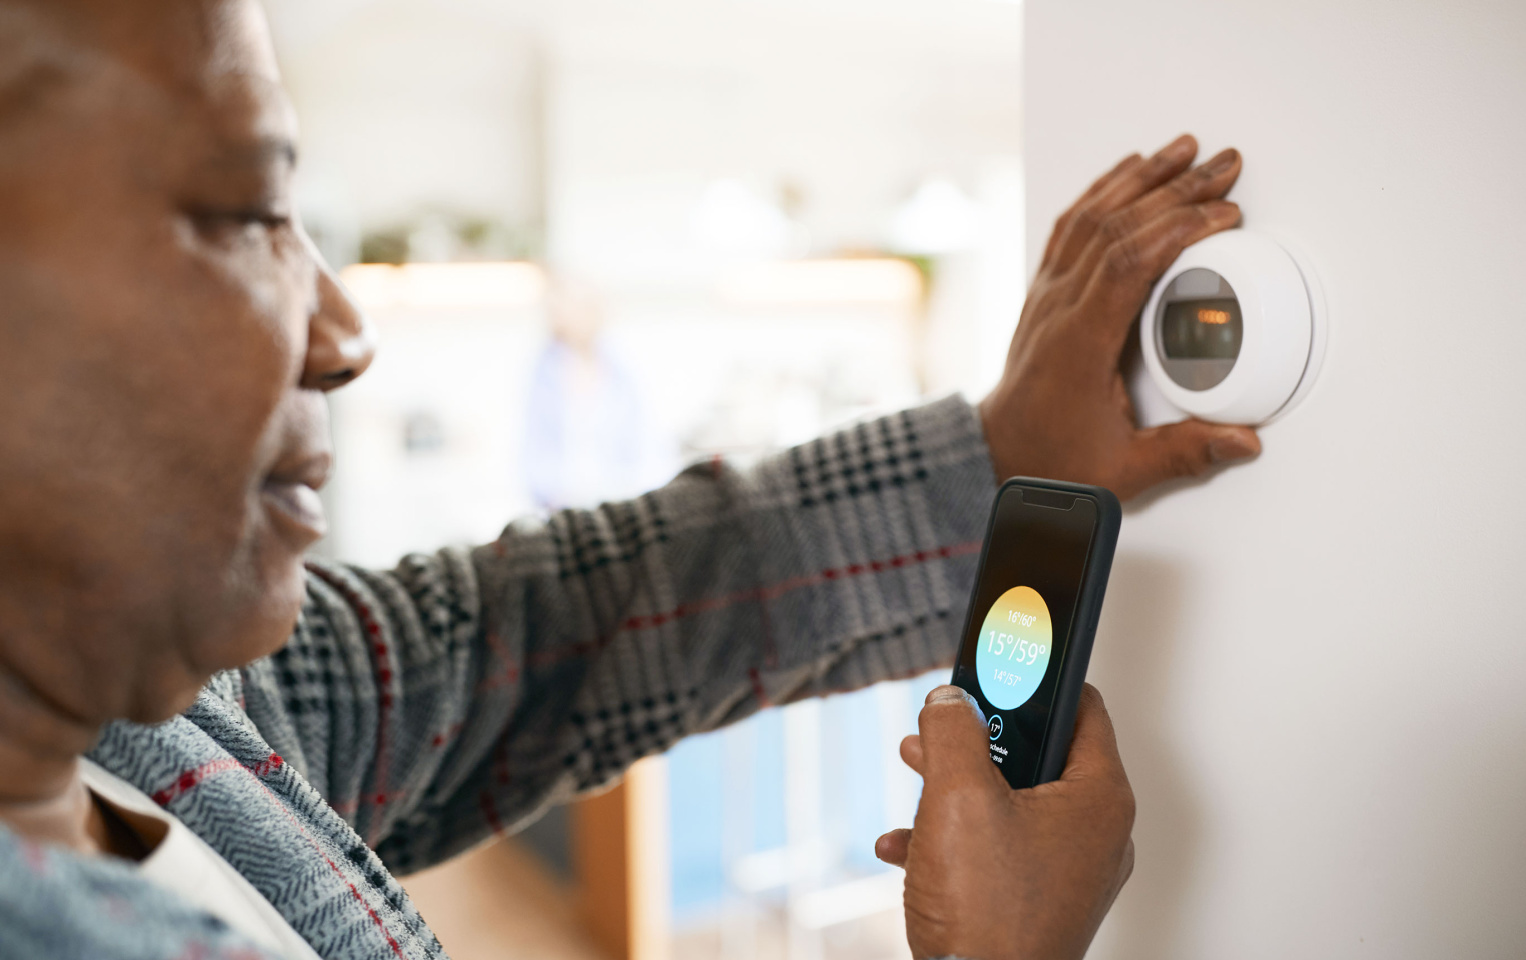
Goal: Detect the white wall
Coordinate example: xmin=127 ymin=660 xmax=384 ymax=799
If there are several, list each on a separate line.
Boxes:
xmin=271 ymin=0 xmax=545 ymax=246
xmin=265 ymin=0 xmax=1022 ymax=271
xmin=266 ymin=0 xmax=1025 ymax=398
xmin=540 ymin=0 xmax=1021 ymax=278
xmin=1025 ymin=2 xmax=1526 ymax=957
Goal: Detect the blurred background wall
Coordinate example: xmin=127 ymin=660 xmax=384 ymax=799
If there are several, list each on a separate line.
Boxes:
xmin=1025 ymin=1 xmax=1526 ymax=958
xmin=260 ymin=2 xmax=1025 ymax=960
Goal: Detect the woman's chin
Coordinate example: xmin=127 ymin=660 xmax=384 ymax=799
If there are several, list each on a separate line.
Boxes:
xmin=192 ymin=556 xmax=309 ymax=693
xmin=231 ymin=553 xmax=310 ymax=665
xmin=118 ymin=543 xmax=310 ymax=725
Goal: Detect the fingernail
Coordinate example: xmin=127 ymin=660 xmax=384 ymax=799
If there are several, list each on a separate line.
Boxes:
xmin=1209 ymin=432 xmax=1260 ymax=462
xmin=925 ymin=685 xmax=970 ymax=705
xmin=1159 ymin=134 xmax=1194 ymax=161
xmin=1203 ymin=147 xmax=1239 ymax=175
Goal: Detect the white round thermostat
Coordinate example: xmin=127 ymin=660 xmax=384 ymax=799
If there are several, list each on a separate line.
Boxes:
xmin=1139 ymin=229 xmax=1325 ymax=424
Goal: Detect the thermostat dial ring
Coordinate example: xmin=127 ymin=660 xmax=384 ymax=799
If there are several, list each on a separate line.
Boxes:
xmin=1139 ymin=230 xmax=1323 ymax=425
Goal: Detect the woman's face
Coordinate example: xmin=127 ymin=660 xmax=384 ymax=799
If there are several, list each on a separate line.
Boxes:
xmin=0 ymin=0 xmax=372 ymax=726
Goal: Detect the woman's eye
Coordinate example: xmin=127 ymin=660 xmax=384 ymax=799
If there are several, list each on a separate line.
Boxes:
xmin=211 ymin=209 xmax=290 ymax=228
xmin=189 ymin=208 xmax=293 ymax=244
xmin=242 ymin=211 xmax=291 ymax=228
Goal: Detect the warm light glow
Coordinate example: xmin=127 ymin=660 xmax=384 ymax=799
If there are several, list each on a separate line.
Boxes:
xmin=716 ymin=258 xmax=923 ymax=306
xmin=338 ymin=262 xmax=547 ymax=310
xmin=1197 ymin=308 xmax=1231 ymax=325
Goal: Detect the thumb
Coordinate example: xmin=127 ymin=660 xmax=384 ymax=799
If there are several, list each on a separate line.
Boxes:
xmin=874 ymin=828 xmax=913 ymax=867
xmin=916 ymin=686 xmax=1001 ymax=788
xmin=1127 ymin=419 xmax=1259 ymax=491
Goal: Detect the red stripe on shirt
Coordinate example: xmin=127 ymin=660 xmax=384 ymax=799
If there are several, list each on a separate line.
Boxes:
xmin=307 ymin=565 xmax=399 ymax=842
xmin=151 ymin=754 xmax=283 ymax=807
xmin=526 ymin=538 xmax=982 ymax=670
xmin=156 ymin=750 xmax=409 ymax=960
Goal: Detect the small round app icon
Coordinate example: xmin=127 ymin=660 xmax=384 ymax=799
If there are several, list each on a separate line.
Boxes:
xmin=988 ymin=715 xmax=1002 ymax=740
xmin=974 ymin=585 xmax=1053 ymax=711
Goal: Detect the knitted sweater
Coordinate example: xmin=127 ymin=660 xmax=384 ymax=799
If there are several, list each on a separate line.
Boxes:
xmin=0 ymin=395 xmax=996 ymax=960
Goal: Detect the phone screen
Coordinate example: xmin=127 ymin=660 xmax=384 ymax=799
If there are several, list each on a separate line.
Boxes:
xmin=952 ymin=486 xmax=1099 ymax=788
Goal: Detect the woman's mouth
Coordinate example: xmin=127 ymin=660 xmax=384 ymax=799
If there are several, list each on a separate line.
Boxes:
xmin=261 ymin=451 xmax=331 ymax=546
xmin=260 ymin=479 xmax=327 ymax=543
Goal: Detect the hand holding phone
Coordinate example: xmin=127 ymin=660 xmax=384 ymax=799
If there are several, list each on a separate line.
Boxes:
xmin=951 ymin=478 xmax=1121 ymax=787
xmin=875 ymin=684 xmax=1135 ymax=960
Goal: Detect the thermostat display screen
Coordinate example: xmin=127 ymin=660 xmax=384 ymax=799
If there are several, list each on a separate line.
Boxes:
xmin=1142 ymin=232 xmax=1323 ymax=420
xmin=1161 ymin=297 xmax=1243 ymax=360
xmin=1155 ymin=267 xmax=1242 ymax=391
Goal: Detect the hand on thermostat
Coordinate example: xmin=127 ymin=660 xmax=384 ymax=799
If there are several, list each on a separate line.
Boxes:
xmin=876 ymin=684 xmax=1135 ymax=960
xmin=979 ymin=134 xmax=1261 ymax=500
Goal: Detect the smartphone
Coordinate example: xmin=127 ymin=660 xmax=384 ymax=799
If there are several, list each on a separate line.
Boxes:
xmin=950 ymin=478 xmax=1121 ymax=788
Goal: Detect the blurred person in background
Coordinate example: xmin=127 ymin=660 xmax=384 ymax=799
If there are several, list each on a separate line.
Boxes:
xmin=0 ymin=1 xmax=1258 ymax=959
xmin=524 ymin=276 xmax=673 ymax=511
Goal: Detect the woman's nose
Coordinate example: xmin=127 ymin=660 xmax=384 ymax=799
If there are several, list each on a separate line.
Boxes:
xmin=301 ymin=256 xmax=375 ymax=392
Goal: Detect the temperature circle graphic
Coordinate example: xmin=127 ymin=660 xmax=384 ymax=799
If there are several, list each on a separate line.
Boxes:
xmin=975 ymin=585 xmax=1054 ymax=710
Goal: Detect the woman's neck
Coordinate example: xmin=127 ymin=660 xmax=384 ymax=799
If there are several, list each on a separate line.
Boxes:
xmin=0 ymin=755 xmax=112 ymax=855
xmin=0 ymin=660 xmax=115 ymax=856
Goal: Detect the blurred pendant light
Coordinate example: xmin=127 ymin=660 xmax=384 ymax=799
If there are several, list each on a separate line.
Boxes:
xmin=888 ymin=178 xmax=979 ymax=255
xmin=691 ymin=179 xmax=795 ymax=258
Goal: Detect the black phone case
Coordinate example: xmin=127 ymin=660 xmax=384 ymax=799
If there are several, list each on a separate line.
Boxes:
xmin=950 ymin=477 xmax=1122 ymax=786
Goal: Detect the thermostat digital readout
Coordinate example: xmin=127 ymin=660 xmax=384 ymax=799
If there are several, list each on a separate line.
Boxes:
xmin=1139 ymin=229 xmax=1326 ymax=424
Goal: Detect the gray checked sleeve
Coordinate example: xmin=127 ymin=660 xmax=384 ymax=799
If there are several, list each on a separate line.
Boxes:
xmin=238 ymin=394 xmax=997 ymax=874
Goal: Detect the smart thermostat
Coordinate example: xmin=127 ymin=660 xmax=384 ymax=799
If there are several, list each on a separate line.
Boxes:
xmin=1139 ymin=229 xmax=1325 ymax=424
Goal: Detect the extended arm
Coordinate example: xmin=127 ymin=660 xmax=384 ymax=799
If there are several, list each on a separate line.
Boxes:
xmin=240 ymin=397 xmax=994 ymax=873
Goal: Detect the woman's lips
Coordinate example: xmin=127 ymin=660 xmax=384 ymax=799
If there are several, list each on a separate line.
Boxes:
xmin=262 ymin=444 xmax=331 ymax=548
xmin=260 ymin=479 xmax=327 ymax=543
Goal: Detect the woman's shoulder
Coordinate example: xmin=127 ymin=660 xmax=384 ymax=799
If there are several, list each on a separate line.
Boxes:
xmin=0 ymin=820 xmax=280 ymax=959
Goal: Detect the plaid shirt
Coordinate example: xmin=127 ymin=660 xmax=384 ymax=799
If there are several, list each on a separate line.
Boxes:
xmin=0 ymin=396 xmax=995 ymax=959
